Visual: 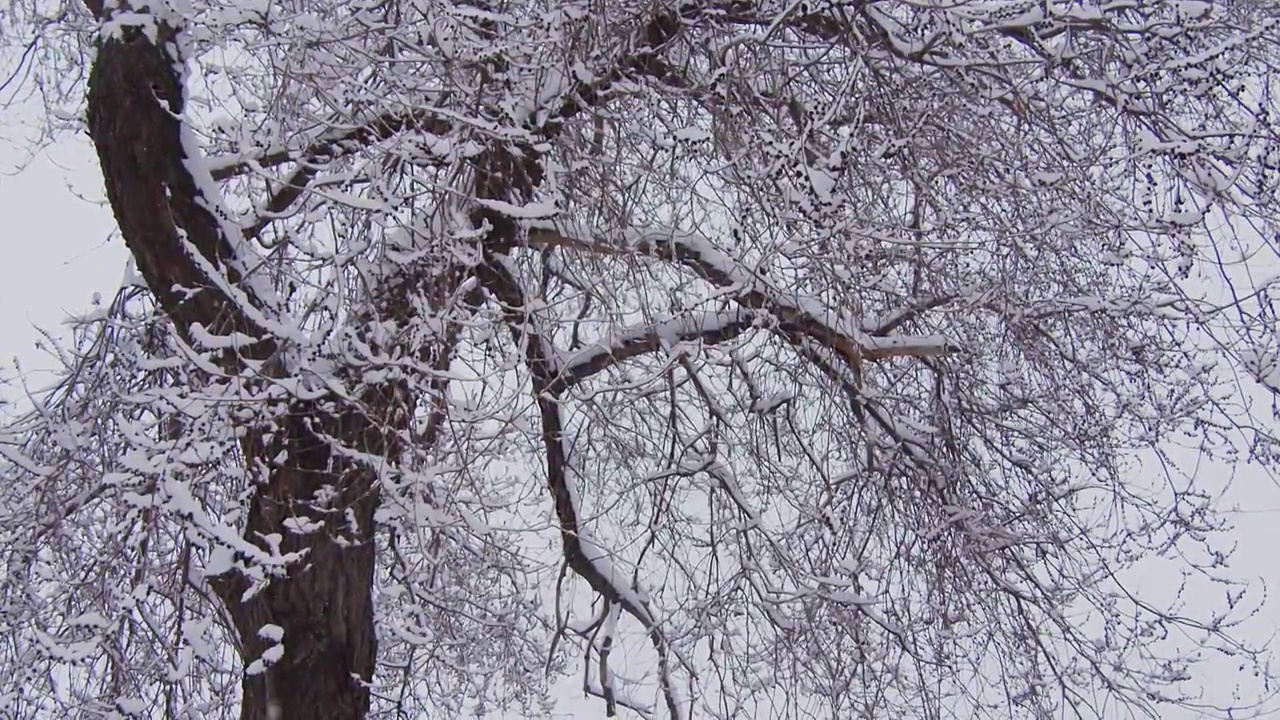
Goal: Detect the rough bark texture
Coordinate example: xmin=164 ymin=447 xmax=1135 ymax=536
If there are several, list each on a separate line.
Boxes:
xmin=86 ymin=27 xmax=267 ymax=349
xmin=212 ymin=404 xmax=386 ymax=720
xmin=85 ymin=15 xmax=386 ymax=720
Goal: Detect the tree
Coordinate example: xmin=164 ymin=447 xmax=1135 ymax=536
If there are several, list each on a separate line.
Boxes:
xmin=2 ymin=0 xmax=1279 ymax=717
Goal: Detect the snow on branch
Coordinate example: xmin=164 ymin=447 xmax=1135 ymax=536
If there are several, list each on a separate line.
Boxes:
xmin=548 ymin=309 xmax=758 ymax=392
xmin=211 ymin=108 xmax=456 ymax=242
xmin=86 ymin=4 xmax=284 ymax=368
xmin=526 ymin=220 xmax=960 ymax=367
xmin=206 ymin=109 xmax=455 ymax=182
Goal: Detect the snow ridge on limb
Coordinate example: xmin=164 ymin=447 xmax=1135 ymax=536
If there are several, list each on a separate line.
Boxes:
xmin=548 ymin=308 xmax=759 ymax=392
xmin=79 ymin=5 xmax=468 ymax=717
xmin=6 ymin=0 xmax=1280 ymax=715
xmin=526 ymin=220 xmax=960 ymax=363
xmin=219 ymin=109 xmax=459 ymax=242
xmin=84 ymin=0 xmax=282 ymax=368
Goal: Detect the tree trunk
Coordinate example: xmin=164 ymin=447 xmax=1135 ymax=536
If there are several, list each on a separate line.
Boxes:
xmin=210 ymin=407 xmax=386 ymax=720
xmin=85 ymin=12 xmax=389 ymax=720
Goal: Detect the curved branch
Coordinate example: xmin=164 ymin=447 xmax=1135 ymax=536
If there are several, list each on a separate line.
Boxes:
xmin=86 ymin=5 xmax=277 ymax=365
xmin=212 ymin=109 xmax=454 ymax=241
xmin=548 ymin=309 xmax=758 ymax=393
xmin=207 ymin=109 xmax=454 ymax=182
xmin=217 ymin=0 xmax=717 ymax=242
xmin=475 ymin=254 xmax=687 ymax=720
xmin=541 ymin=0 xmax=725 ymax=132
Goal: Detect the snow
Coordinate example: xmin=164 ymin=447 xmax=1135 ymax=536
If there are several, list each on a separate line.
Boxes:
xmin=553 ymin=309 xmax=754 ymax=380
xmin=529 ymin=223 xmax=958 ymax=364
xmin=579 ymin=535 xmax=651 ymax=609
xmin=671 ymin=127 xmax=712 ymax=143
xmin=261 ymin=644 xmax=285 ymax=664
xmin=189 ymin=322 xmax=263 ymax=351
xmin=282 ymin=516 xmax=324 ymax=535
xmin=99 ymin=12 xmax=164 ymax=43
xmin=177 ymin=122 xmax=306 ymax=349
xmin=474 ymin=197 xmax=559 ymax=219
xmin=114 ymin=697 xmax=148 ymax=715
xmin=750 ymin=390 xmax=793 ymax=414
xmin=1174 ymin=0 xmax=1213 ymax=21
xmin=67 ymin=612 xmax=112 ymax=630
xmin=8 ymin=1 xmax=1280 ymax=716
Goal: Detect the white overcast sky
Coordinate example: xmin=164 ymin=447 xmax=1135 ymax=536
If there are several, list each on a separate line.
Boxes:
xmin=3 ymin=118 xmax=1280 ymax=718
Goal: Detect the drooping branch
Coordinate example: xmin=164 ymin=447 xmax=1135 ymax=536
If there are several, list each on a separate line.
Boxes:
xmin=220 ymin=0 xmax=716 ymax=248
xmin=220 ymin=0 xmax=716 ymax=238
xmin=210 ymin=109 xmax=456 ymax=241
xmin=475 ymin=253 xmax=687 ymax=720
xmin=215 ymin=0 xmax=711 ymax=246
xmin=548 ymin=309 xmax=759 ymax=393
xmin=207 ymin=109 xmax=453 ymax=182
xmin=539 ymin=0 xmax=728 ymax=132
xmin=523 ymin=220 xmax=966 ymax=478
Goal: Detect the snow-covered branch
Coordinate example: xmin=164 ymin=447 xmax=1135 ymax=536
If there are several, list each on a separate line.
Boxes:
xmin=527 ymin=221 xmax=960 ymax=365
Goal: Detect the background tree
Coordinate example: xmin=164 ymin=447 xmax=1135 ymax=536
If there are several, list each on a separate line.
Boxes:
xmin=2 ymin=0 xmax=1280 ymax=718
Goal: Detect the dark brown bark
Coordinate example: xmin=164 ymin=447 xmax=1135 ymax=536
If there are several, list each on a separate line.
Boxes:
xmin=83 ymin=10 xmax=401 ymax=719
xmin=210 ymin=403 xmax=388 ymax=720
xmin=79 ymin=2 xmax=739 ymax=716
xmin=86 ymin=22 xmax=272 ymax=361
